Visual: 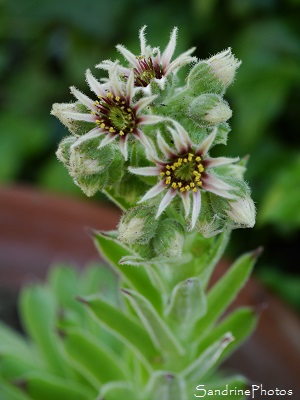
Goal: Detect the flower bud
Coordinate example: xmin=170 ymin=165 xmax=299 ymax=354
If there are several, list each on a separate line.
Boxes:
xmin=51 ymin=102 xmax=93 ymax=136
xmin=56 ymin=136 xmax=76 ymax=166
xmin=226 ymin=195 xmax=256 ymax=228
xmin=187 ymin=48 xmax=241 ymax=95
xmin=59 ymin=138 xmax=123 ymax=197
xmin=188 ymin=94 xmax=232 ymax=126
xmin=69 ymin=140 xmax=113 ymax=178
xmin=207 ymin=48 xmax=241 ymax=90
xmin=153 ymin=219 xmax=185 ymax=258
xmin=118 ymin=205 xmax=158 ymax=245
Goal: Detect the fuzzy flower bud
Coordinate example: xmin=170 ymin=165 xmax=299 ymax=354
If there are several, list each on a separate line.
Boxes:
xmin=207 ymin=48 xmax=241 ymax=90
xmin=153 ymin=219 xmax=185 ymax=258
xmin=188 ymin=94 xmax=232 ymax=126
xmin=187 ymin=48 xmax=241 ymax=95
xmin=226 ymin=195 xmax=256 ymax=228
xmin=118 ymin=206 xmax=158 ymax=245
xmin=56 ymin=136 xmax=76 ymax=165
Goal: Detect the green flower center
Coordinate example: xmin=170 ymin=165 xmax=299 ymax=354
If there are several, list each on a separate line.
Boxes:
xmin=160 ymin=153 xmax=205 ymax=192
xmin=94 ymin=92 xmax=136 ymax=136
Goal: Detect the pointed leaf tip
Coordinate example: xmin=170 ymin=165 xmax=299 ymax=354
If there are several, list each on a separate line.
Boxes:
xmin=251 ymin=246 xmax=264 ymax=259
xmin=76 ymin=296 xmax=89 ymax=305
xmin=121 ymin=288 xmax=132 ymax=296
xmin=223 ymin=332 xmax=234 ymax=344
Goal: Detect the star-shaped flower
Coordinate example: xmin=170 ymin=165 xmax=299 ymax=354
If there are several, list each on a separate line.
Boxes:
xmin=53 ymin=67 xmax=164 ymax=160
xmin=98 ymin=26 xmax=197 ymax=91
xmin=129 ymin=122 xmax=239 ymax=230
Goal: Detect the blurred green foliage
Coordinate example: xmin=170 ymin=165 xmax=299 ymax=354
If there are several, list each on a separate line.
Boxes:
xmin=1 ymin=0 xmax=299 ymax=307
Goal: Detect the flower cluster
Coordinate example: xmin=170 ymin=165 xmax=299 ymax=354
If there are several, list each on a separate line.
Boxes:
xmin=52 ymin=26 xmax=255 ymax=259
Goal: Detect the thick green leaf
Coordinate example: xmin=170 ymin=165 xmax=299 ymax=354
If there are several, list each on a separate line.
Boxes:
xmin=13 ymin=372 xmax=95 ymax=400
xmin=99 ymin=382 xmax=138 ymax=400
xmin=182 ymin=333 xmax=233 ymax=385
xmin=166 ymin=231 xmax=230 ymax=289
xmin=0 ymin=354 xmax=44 ymax=381
xmin=94 ymin=231 xmax=161 ymax=310
xmin=19 ymin=285 xmax=70 ymax=378
xmin=0 ymin=322 xmax=36 ymax=361
xmin=63 ymin=329 xmax=125 ymax=386
xmin=196 ymin=307 xmax=258 ymax=362
xmin=78 ymin=294 xmax=157 ymax=368
xmin=0 ymin=380 xmax=31 ymax=400
xmin=193 ymin=249 xmax=261 ymax=336
xmin=165 ymin=278 xmax=206 ymax=331
xmin=122 ymin=289 xmax=185 ymax=358
xmin=146 ymin=371 xmax=187 ymax=400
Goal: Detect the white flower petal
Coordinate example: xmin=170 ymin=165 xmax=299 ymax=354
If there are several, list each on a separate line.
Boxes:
xmin=203 ymin=182 xmax=237 ymax=199
xmin=205 ymin=156 xmax=239 ymax=168
xmin=165 ymin=53 xmax=197 ymax=75
xmin=71 ymin=127 xmax=104 ymax=149
xmin=126 ymin=70 xmax=135 ymax=104
xmin=98 ymin=133 xmax=116 ymax=148
xmin=157 ymin=132 xmax=176 ymax=159
xmin=128 ymin=166 xmax=160 ymax=176
xmin=119 ymin=135 xmax=129 ymax=160
xmin=139 ymin=25 xmax=147 ymax=55
xmin=204 ymin=173 xmax=235 ymax=191
xmin=191 ymin=190 xmax=202 ymax=229
xmin=85 ymin=69 xmax=106 ymax=97
xmin=199 ymin=127 xmax=218 ymax=156
xmin=70 ymin=87 xmax=97 ymax=111
xmin=168 ymin=125 xmax=189 ymax=154
xmin=63 ymin=112 xmax=96 ymax=123
xmin=161 ymin=27 xmax=178 ymax=68
xmin=181 ymin=192 xmax=191 ymax=218
xmin=137 ymin=114 xmax=165 ymax=125
xmin=134 ymin=94 xmax=157 ymax=114
xmin=139 ymin=181 xmax=166 ymax=203
xmin=134 ymin=129 xmax=155 ymax=155
xmin=116 ymin=44 xmax=138 ymax=67
xmin=170 ymin=120 xmax=192 ymax=150
xmin=156 ymin=188 xmax=177 ymax=218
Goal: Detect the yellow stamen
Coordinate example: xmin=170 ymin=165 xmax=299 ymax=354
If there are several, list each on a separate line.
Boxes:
xmin=166 ymin=171 xmax=171 ymax=176
xmin=160 ymin=172 xmax=165 ymax=176
xmin=100 ymin=123 xmax=105 ymax=128
xmin=119 ymin=130 xmax=124 ymax=136
xmin=192 ymin=188 xmax=197 ymax=192
xmin=166 ymin=177 xmax=171 ymax=185
xmin=109 ymin=127 xmax=115 ymax=133
xmin=195 ymin=156 xmax=201 ymax=162
xmin=171 ymin=182 xmax=178 ymax=189
xmin=115 ymin=96 xmax=120 ymax=101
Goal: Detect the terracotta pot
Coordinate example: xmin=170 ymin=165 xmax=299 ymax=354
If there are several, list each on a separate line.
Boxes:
xmin=0 ymin=185 xmax=299 ymax=397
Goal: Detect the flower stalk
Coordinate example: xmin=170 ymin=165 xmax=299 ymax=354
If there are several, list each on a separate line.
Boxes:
xmin=0 ymin=27 xmax=259 ymax=400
